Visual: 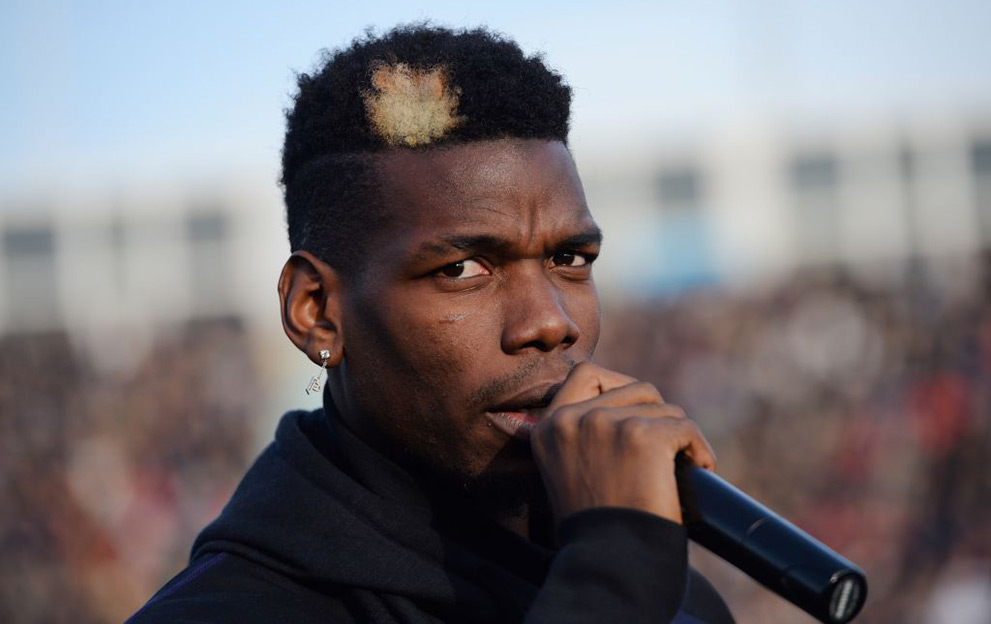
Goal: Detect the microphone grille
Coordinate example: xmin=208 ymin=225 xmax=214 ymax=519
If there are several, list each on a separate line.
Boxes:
xmin=827 ymin=575 xmax=864 ymax=622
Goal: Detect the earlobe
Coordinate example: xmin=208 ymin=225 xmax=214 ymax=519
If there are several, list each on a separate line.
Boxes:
xmin=278 ymin=250 xmax=346 ymax=367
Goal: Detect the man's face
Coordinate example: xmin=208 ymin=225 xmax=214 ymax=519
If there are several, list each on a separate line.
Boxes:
xmin=333 ymin=139 xmax=601 ymax=482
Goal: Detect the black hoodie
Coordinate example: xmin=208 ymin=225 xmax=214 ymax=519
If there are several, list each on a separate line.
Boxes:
xmin=127 ymin=400 xmax=734 ymax=624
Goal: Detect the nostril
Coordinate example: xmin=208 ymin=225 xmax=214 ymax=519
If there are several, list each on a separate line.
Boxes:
xmin=504 ymin=311 xmax=580 ymax=354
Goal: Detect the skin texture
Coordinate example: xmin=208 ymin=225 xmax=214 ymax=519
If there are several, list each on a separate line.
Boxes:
xmin=279 ymin=138 xmax=714 ymax=536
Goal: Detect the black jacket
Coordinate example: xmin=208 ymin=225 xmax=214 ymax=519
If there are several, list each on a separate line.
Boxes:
xmin=128 ymin=402 xmax=734 ymax=623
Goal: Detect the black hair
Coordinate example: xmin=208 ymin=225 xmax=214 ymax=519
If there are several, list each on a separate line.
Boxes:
xmin=281 ymin=24 xmax=572 ymax=277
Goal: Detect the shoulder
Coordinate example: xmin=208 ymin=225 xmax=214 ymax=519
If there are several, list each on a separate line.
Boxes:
xmin=127 ymin=552 xmax=355 ymax=624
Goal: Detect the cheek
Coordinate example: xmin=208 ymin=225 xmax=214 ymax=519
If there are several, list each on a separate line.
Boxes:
xmin=403 ymin=311 xmax=509 ymax=423
xmin=344 ymin=304 xmax=509 ymax=474
xmin=569 ymin=283 xmax=602 ymax=356
xmin=402 ymin=309 xmax=490 ymax=385
xmin=587 ymin=304 xmax=602 ymax=351
xmin=344 ymin=297 xmax=492 ymax=419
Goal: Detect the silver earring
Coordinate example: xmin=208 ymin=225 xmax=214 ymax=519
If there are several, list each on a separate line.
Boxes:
xmin=305 ymin=349 xmax=331 ymax=395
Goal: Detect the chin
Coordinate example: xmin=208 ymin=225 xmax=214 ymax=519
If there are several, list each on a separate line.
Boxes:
xmin=473 ymin=437 xmax=537 ymax=477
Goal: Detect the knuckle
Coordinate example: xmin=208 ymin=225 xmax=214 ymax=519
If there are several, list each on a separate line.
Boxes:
xmin=552 ymin=404 xmax=580 ymax=424
xmin=632 ymin=381 xmax=662 ymax=400
xmin=581 ymin=408 xmax=613 ymax=432
xmin=617 ymin=417 xmax=651 ymax=444
xmin=548 ymin=411 xmax=578 ymax=442
xmin=586 ymin=406 xmax=613 ymax=421
xmin=679 ymin=421 xmax=703 ymax=445
xmin=684 ymin=418 xmax=702 ymax=435
xmin=665 ymin=404 xmax=687 ymax=420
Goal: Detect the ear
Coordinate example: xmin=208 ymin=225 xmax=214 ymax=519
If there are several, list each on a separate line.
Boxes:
xmin=278 ymin=250 xmax=346 ymax=367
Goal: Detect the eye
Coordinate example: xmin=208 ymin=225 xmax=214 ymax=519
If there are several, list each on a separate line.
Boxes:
xmin=437 ymin=259 xmax=490 ymax=279
xmin=552 ymin=252 xmax=590 ymax=267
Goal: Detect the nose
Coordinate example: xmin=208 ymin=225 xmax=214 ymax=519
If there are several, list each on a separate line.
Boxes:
xmin=500 ymin=267 xmax=580 ymax=354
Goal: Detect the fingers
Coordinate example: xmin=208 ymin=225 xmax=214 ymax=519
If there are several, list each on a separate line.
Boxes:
xmin=530 ymin=363 xmax=720 ymax=524
xmin=550 ymin=384 xmax=672 ymax=419
xmin=538 ymin=366 xmax=717 ymax=472
xmin=536 ymin=404 xmax=716 ymax=470
xmin=680 ymin=425 xmax=717 ymax=471
xmin=547 ymin=362 xmax=640 ymax=409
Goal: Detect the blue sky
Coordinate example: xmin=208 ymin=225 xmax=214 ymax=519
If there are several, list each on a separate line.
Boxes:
xmin=2 ymin=0 xmax=990 ymax=197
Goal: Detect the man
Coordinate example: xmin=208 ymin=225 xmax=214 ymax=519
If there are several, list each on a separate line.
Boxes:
xmin=129 ymin=25 xmax=734 ymax=623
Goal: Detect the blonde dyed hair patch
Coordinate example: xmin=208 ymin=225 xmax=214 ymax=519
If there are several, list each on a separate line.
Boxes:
xmin=362 ymin=62 xmax=466 ymax=147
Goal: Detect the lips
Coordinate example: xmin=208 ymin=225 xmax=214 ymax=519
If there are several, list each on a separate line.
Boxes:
xmin=484 ymin=383 xmax=560 ymax=440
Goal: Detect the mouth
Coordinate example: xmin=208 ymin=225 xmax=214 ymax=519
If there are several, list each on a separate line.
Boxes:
xmin=485 ymin=407 xmax=546 ymax=440
xmin=484 ymin=385 xmax=558 ymax=440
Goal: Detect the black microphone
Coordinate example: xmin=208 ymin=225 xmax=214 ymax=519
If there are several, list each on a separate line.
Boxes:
xmin=676 ymin=458 xmax=868 ymax=623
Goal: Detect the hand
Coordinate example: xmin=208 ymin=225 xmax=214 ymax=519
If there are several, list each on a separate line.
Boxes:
xmin=530 ymin=362 xmax=715 ymax=525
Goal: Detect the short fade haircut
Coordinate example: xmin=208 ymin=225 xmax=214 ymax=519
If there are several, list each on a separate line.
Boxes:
xmin=281 ymin=24 xmax=573 ymax=277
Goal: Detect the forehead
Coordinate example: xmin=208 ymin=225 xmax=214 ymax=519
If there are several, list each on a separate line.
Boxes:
xmin=373 ymin=139 xmax=595 ymax=255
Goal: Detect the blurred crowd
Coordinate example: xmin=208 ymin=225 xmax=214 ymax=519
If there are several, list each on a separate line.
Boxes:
xmin=596 ymin=258 xmax=991 ymax=623
xmin=2 ymin=258 xmax=990 ymax=622
xmin=0 ymin=318 xmax=257 ymax=623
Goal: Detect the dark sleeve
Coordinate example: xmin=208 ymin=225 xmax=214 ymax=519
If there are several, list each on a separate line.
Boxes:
xmin=524 ymin=507 xmax=716 ymax=624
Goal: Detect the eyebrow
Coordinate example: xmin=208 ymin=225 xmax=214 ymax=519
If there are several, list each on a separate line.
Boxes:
xmin=559 ymin=228 xmax=604 ymax=249
xmin=416 ymin=226 xmax=603 ymax=259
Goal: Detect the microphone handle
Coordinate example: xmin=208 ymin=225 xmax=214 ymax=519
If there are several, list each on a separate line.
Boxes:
xmin=675 ymin=458 xmax=868 ymax=623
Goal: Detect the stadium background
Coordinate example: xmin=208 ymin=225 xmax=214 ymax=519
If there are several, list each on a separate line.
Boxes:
xmin=2 ymin=1 xmax=989 ymax=622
